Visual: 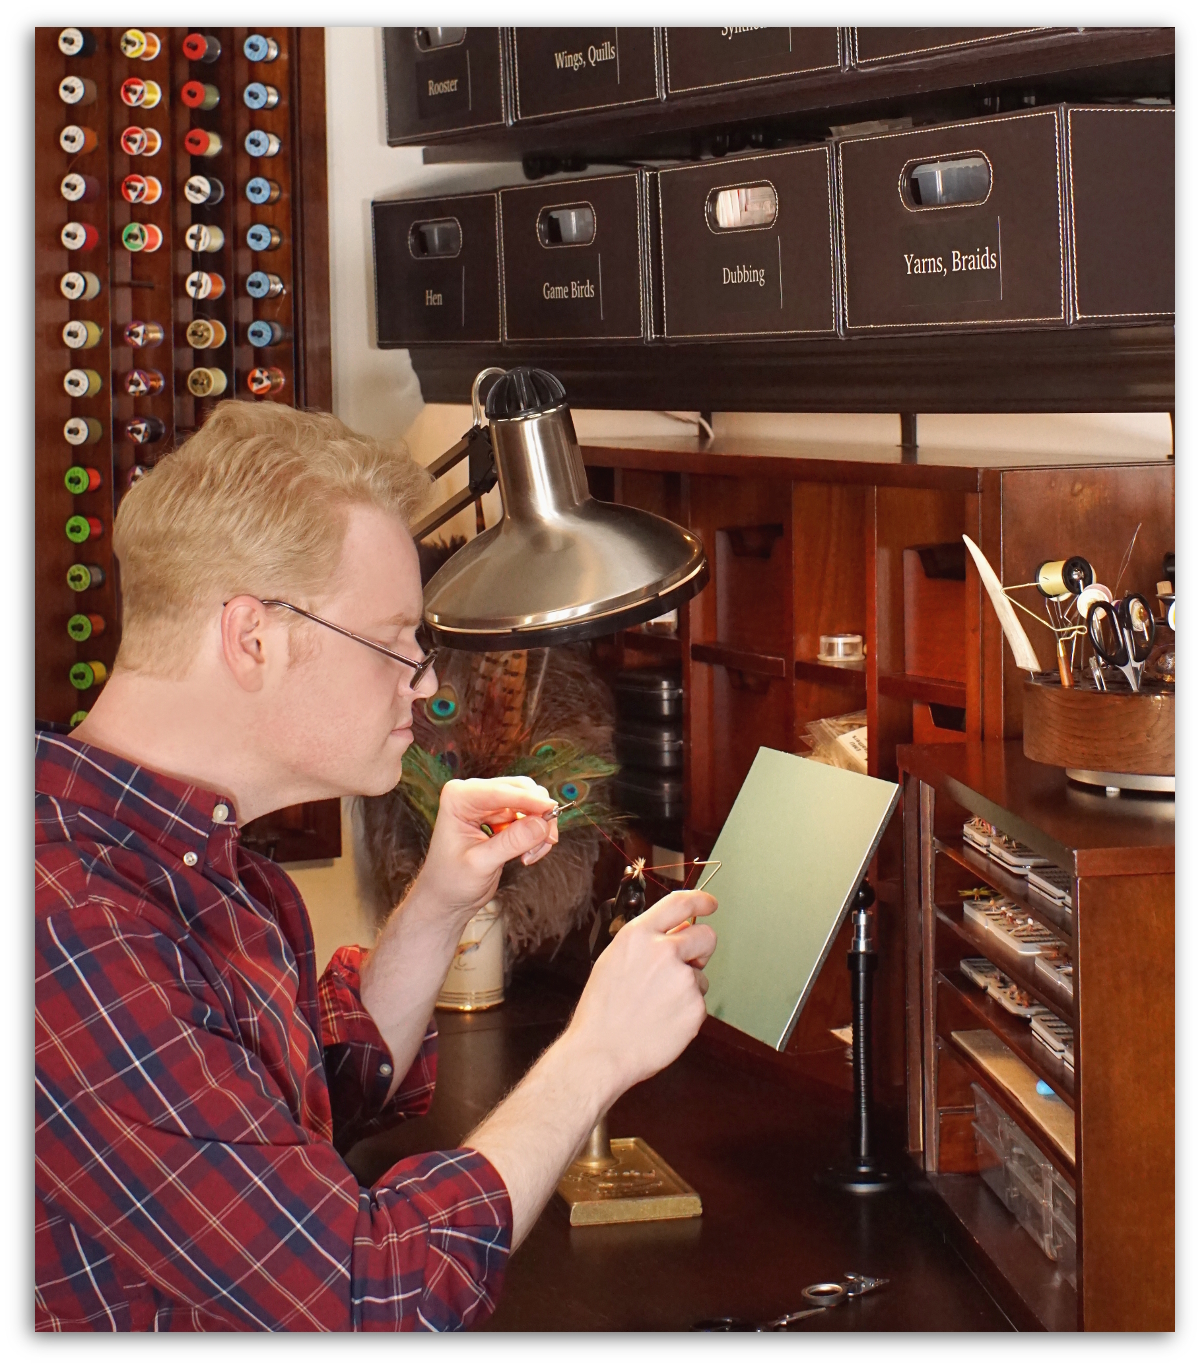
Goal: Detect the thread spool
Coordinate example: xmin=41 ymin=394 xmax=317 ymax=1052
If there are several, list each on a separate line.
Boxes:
xmin=247 ymin=366 xmax=285 ymax=396
xmin=65 ymin=514 xmax=103 ymax=545
xmin=123 ymin=320 xmax=164 ymax=348
xmin=58 ymin=76 xmax=98 ymax=106
xmin=184 ymin=222 xmax=225 ymax=253
xmin=125 ymin=416 xmax=166 ymax=445
xmin=188 ymin=367 xmax=228 ymax=398
xmin=246 ymin=270 xmax=285 ymax=299
xmin=67 ymin=613 xmax=106 ymax=642
xmin=60 ymin=270 xmax=101 ymax=301
xmin=121 ymin=173 xmax=162 ymax=205
xmin=246 ymin=223 xmax=282 ymax=252
xmin=243 ymin=82 xmax=280 ymax=110
xmin=1036 ymin=557 xmax=1094 ymax=600
xmin=124 ymin=368 xmax=165 ymax=397
xmin=59 ymin=124 xmax=98 ymax=155
xmin=60 ymin=221 xmax=99 ymax=252
xmin=121 ymin=221 xmax=163 ymax=253
xmin=120 ymin=77 xmax=161 ymax=109
xmin=185 ymin=318 xmax=227 ymax=349
xmin=127 ymin=465 xmax=151 ymax=488
xmin=181 ymin=80 xmax=220 ymax=110
xmin=182 ymin=32 xmax=222 ymax=63
xmin=184 ymin=174 xmax=224 ymax=206
xmin=184 ymin=127 xmax=222 ymax=157
xmin=70 ymin=710 xmax=89 ymax=727
xmin=69 ymin=660 xmax=108 ymax=691
xmin=246 ymin=176 xmax=281 ymax=205
xmin=62 ymin=319 xmax=102 ymax=350
xmin=60 ymin=173 xmax=100 ymax=203
xmin=247 ymin=319 xmax=285 ymax=347
xmin=63 ymin=368 xmax=103 ymax=398
xmin=120 ymin=125 xmax=162 ymax=156
xmin=64 ymin=465 xmax=102 ymax=494
xmin=244 ymin=129 xmax=281 ymax=157
xmin=66 ymin=562 xmax=105 ymax=592
xmin=63 ymin=417 xmax=102 ymax=446
xmin=185 ymin=270 xmax=225 ymax=300
xmin=1076 ymin=583 xmax=1112 ymax=618
xmin=58 ymin=28 xmax=96 ymax=58
xmin=818 ymin=633 xmax=865 ymax=663
xmin=243 ymin=34 xmax=280 ymax=62
xmin=120 ymin=29 xmax=161 ymax=60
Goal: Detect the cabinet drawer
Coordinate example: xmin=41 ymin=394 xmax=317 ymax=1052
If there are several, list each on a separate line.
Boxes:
xmin=508 ymin=28 xmax=660 ymax=120
xmin=663 ymin=28 xmax=840 ymax=96
xmin=849 ymin=28 xmax=1043 ymax=66
xmin=837 ymin=109 xmax=1067 ymax=333
xmin=656 ymin=147 xmax=836 ymax=339
xmin=500 ymin=173 xmax=646 ymax=342
xmin=383 ymin=28 xmax=506 ymax=144
xmin=1067 ymin=106 xmax=1174 ymax=324
xmin=373 ymin=193 xmax=501 ymax=346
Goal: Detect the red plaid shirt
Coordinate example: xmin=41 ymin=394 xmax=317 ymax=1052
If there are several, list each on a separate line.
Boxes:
xmin=34 ymin=730 xmax=512 ymax=1331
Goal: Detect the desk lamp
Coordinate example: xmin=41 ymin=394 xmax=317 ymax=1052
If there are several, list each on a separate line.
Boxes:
xmin=417 ymin=366 xmax=710 ymax=1225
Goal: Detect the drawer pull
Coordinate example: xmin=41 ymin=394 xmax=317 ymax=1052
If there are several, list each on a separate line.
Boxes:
xmin=903 ymin=154 xmax=992 ymax=209
xmin=408 ymin=217 xmax=462 ymax=259
xmin=415 ymin=28 xmax=466 ymax=51
xmin=537 ymin=203 xmax=596 ymax=247
xmin=706 ymin=183 xmax=778 ymax=231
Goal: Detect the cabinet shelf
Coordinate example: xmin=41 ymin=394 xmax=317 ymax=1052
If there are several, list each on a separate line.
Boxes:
xmin=879 ymin=673 xmax=966 ymax=707
xmin=934 ymin=838 xmax=1074 ymax=943
xmin=935 ymin=905 xmax=1073 ymax=1022
xmin=794 ymin=657 xmax=868 ymax=688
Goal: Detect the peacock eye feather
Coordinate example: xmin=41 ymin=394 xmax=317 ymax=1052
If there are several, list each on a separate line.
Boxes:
xmin=558 ymin=779 xmax=588 ymax=803
xmin=424 ymin=684 xmax=459 ymax=724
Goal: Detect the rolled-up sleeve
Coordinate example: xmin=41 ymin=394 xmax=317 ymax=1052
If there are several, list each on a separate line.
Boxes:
xmin=319 ymin=945 xmax=438 ymax=1152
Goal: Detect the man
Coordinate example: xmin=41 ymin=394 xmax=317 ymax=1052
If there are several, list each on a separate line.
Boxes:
xmin=35 ymin=401 xmax=716 ymax=1331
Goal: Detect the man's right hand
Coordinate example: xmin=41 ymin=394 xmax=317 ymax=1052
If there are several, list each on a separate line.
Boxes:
xmin=564 ymin=888 xmax=718 ymax=1107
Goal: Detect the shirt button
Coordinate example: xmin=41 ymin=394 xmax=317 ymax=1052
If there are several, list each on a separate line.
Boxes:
xmin=212 ymin=803 xmax=229 ymax=823
xmin=183 ymin=851 xmax=199 ymax=867
xmin=379 ymin=1062 xmax=393 ymax=1077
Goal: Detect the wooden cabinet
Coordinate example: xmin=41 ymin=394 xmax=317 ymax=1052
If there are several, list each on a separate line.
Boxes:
xmin=898 ymin=741 xmax=1173 ymax=1330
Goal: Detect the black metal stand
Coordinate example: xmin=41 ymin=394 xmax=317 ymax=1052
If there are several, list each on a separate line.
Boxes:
xmin=819 ymin=880 xmax=901 ymax=1195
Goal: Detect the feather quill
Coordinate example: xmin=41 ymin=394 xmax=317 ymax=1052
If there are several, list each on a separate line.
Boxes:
xmin=963 ymin=535 xmax=1042 ymax=673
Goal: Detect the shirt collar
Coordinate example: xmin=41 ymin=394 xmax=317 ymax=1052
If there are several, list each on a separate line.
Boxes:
xmin=35 ymin=729 xmax=241 ymax=870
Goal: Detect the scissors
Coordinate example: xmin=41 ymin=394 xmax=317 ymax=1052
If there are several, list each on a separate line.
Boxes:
xmin=1086 ymin=592 xmax=1155 ymax=693
xmin=693 ymin=1273 xmax=889 ymax=1331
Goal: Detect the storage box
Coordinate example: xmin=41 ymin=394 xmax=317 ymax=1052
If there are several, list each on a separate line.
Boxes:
xmin=662 ymin=28 xmax=841 ymax=96
xmin=614 ymin=667 xmax=684 ymax=721
xmin=500 ymin=172 xmax=647 ymax=342
xmin=383 ymin=29 xmax=506 ymax=145
xmin=373 ymin=192 xmax=501 ymax=346
xmin=613 ymin=770 xmax=684 ymax=823
xmin=613 ymin=720 xmax=684 ymax=772
xmin=1066 ymin=106 xmax=1174 ymax=324
xmin=507 ymin=29 xmax=660 ymax=121
xmin=849 ymin=28 xmax=1041 ymax=66
xmin=837 ymin=108 xmax=1066 ymax=333
xmin=655 ymin=147 xmax=837 ymax=339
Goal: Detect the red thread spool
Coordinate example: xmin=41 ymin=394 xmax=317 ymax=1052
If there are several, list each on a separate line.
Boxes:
xmin=247 ymin=366 xmax=286 ymax=396
xmin=61 ymin=221 xmax=100 ymax=251
xmin=181 ymin=80 xmax=220 ymax=110
xmin=183 ymin=127 xmax=222 ymax=157
xmin=121 ymin=173 xmax=162 ymax=205
xmin=120 ymin=125 xmax=161 ymax=156
xmin=182 ymin=32 xmax=221 ymax=63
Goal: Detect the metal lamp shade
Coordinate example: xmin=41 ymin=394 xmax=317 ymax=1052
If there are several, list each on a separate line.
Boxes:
xmin=422 ymin=397 xmax=708 ymax=650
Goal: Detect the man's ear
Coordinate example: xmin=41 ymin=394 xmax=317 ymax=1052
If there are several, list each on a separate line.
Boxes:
xmin=220 ymin=596 xmax=273 ymax=693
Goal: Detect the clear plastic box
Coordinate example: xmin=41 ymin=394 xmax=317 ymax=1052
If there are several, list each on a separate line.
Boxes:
xmin=972 ymin=1120 xmax=1012 ymax=1208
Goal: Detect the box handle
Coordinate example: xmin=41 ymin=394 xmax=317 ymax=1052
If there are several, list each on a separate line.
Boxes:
xmin=705 ymin=182 xmax=778 ymax=232
xmin=414 ymin=28 xmax=466 ymax=51
xmin=900 ymin=153 xmax=992 ymax=211
xmin=408 ymin=217 xmax=462 ymax=259
xmin=537 ymin=203 xmax=596 ymax=248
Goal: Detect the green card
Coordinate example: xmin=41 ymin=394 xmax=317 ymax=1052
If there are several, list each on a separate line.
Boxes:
xmin=702 ymin=747 xmax=900 ymax=1051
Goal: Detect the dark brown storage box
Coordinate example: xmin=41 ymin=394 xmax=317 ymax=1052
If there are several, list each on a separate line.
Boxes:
xmin=837 ymin=108 xmax=1067 ymax=333
xmin=500 ymin=173 xmax=647 ymax=342
xmin=656 ymin=147 xmax=837 ymax=339
xmin=662 ymin=28 xmax=840 ymax=96
xmin=1066 ymin=105 xmax=1174 ymax=324
xmin=507 ymin=29 xmax=660 ymax=121
xmin=849 ymin=28 xmax=1042 ymax=66
xmin=383 ymin=29 xmax=506 ymax=145
xmin=373 ymin=192 xmax=501 ymax=346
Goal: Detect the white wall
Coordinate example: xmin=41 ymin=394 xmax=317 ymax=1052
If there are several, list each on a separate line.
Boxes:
xmin=289 ymin=27 xmax=1173 ymax=971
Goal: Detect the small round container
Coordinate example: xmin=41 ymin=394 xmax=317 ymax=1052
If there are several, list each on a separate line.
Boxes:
xmin=65 ymin=514 xmax=103 ymax=545
xmin=245 ymin=270 xmax=285 ymax=299
xmin=245 ymin=176 xmax=280 ymax=205
xmin=244 ymin=128 xmax=281 ymax=158
xmin=64 ymin=465 xmax=102 ymax=495
xmin=184 ymin=174 xmax=224 ymax=206
xmin=247 ymin=318 xmax=284 ymax=347
xmin=69 ymin=660 xmax=108 ymax=691
xmin=184 ymin=222 xmax=224 ymax=253
xmin=58 ymin=76 xmax=97 ymax=106
xmin=125 ymin=416 xmax=166 ymax=445
xmin=123 ymin=320 xmax=164 ymax=348
xmin=185 ymin=317 xmax=227 ymax=349
xmin=247 ymin=365 xmax=285 ymax=396
xmin=182 ymin=32 xmax=222 ymax=63
xmin=68 ymin=613 xmax=106 ymax=642
xmin=243 ymin=34 xmax=280 ymax=62
xmin=63 ymin=417 xmax=102 ymax=447
xmin=817 ymin=633 xmax=865 ymax=664
xmin=181 ymin=80 xmax=220 ymax=110
xmin=436 ymin=901 xmax=505 ymax=1012
xmin=59 ymin=124 xmax=97 ymax=155
xmin=60 ymin=221 xmax=99 ymax=252
xmin=58 ymin=28 xmax=95 ymax=57
xmin=123 ymin=367 xmax=165 ymax=397
xmin=62 ymin=319 xmax=102 ymax=350
xmin=66 ymin=562 xmax=105 ymax=592
xmin=243 ymin=82 xmax=279 ymax=110
xmin=60 ymin=172 xmax=100 ymax=203
xmin=184 ymin=127 xmax=222 ymax=157
xmin=188 ymin=366 xmax=228 ymax=398
xmin=185 ymin=270 xmax=225 ymax=300
xmin=63 ymin=368 xmax=103 ymax=398
xmin=60 ymin=270 xmax=101 ymax=301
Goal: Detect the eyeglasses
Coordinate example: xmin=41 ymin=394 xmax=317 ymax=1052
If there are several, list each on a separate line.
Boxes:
xmin=259 ymin=598 xmax=439 ymax=688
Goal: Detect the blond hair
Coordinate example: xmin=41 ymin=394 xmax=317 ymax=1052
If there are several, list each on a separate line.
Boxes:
xmin=113 ymin=400 xmax=432 ymax=677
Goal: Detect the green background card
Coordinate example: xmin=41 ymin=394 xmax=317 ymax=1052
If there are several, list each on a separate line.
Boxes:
xmin=702 ymin=748 xmax=900 ymax=1050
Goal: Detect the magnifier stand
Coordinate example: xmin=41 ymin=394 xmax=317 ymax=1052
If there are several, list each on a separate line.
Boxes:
xmin=555 ymin=1110 xmax=702 ymax=1227
xmin=819 ymin=881 xmax=901 ymax=1195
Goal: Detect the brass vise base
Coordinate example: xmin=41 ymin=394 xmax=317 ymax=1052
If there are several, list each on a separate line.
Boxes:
xmin=555 ymin=1136 xmax=703 ymax=1227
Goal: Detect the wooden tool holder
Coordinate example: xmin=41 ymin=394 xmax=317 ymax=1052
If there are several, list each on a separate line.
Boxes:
xmin=35 ymin=26 xmax=335 ymax=858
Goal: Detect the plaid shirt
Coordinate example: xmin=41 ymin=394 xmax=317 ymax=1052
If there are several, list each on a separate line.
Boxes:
xmin=34 ymin=730 xmax=511 ymax=1332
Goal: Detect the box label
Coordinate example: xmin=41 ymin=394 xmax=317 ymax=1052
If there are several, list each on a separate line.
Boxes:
xmin=415 ymin=47 xmax=472 ymax=119
xmin=898 ymin=216 xmax=1004 ymax=306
